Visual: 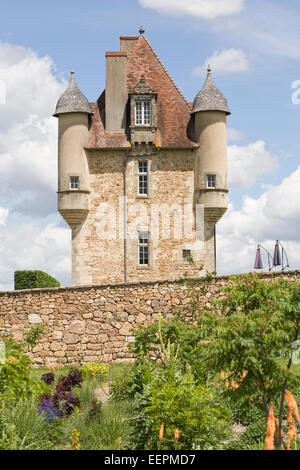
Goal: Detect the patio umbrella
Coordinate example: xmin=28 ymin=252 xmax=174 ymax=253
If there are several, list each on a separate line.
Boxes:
xmin=254 ymin=246 xmax=263 ymax=270
xmin=273 ymin=240 xmax=281 ymax=267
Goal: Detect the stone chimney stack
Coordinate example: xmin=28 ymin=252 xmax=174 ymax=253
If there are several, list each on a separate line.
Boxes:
xmin=105 ymin=52 xmax=128 ymax=133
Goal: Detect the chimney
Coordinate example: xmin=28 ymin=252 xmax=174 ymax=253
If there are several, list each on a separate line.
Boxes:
xmin=120 ymin=36 xmax=139 ymax=55
xmin=105 ymin=52 xmax=128 ymax=133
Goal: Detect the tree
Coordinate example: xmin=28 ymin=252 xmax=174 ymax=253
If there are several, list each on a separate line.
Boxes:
xmin=199 ymin=273 xmax=300 ymax=448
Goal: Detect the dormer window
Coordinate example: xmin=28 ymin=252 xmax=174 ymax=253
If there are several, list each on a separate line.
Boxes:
xmin=129 ymin=75 xmax=157 ymax=146
xmin=70 ymin=176 xmax=79 ymax=190
xmin=135 ymin=101 xmax=151 ymax=126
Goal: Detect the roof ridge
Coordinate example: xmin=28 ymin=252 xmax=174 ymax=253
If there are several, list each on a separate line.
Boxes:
xmin=142 ymin=36 xmax=190 ymax=110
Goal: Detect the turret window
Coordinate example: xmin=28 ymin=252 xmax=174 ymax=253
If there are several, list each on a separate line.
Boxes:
xmin=135 ymin=101 xmax=151 ymax=126
xmin=70 ymin=176 xmax=79 ymax=190
xmin=207 ymin=175 xmax=216 ymax=189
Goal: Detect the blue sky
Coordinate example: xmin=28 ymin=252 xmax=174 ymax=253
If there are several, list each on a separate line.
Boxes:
xmin=0 ymin=0 xmax=299 ymax=289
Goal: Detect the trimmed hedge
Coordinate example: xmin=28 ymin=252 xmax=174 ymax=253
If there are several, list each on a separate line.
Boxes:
xmin=14 ymin=271 xmax=60 ymax=290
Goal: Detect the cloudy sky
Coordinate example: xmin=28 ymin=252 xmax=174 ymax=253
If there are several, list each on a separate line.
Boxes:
xmin=0 ymin=0 xmax=299 ymax=289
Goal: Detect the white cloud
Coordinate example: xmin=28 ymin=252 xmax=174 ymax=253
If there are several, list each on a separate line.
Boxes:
xmin=139 ymin=0 xmax=244 ymax=20
xmin=228 ymin=128 xmax=244 ymax=142
xmin=193 ymin=48 xmax=249 ymax=76
xmin=217 ymin=166 xmax=300 ymax=274
xmin=0 ymin=222 xmax=71 ymax=291
xmin=0 ymin=41 xmax=66 ymax=217
xmin=228 ymin=140 xmax=278 ymax=189
xmin=0 ymin=41 xmax=65 ymax=130
xmin=0 ymin=207 xmax=9 ymax=226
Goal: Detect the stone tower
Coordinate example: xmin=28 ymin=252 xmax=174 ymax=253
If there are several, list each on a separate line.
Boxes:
xmin=54 ymin=33 xmax=230 ymax=286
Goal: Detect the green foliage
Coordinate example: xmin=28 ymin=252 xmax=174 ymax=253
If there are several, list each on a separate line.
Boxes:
xmin=14 ymin=270 xmax=60 ymax=290
xmin=130 ymin=316 xmax=207 ymax=384
xmin=81 ymin=362 xmax=109 ymax=383
xmin=0 ymin=398 xmax=58 ymax=450
xmin=24 ymin=325 xmax=44 ymax=349
xmin=197 ymin=273 xmax=300 ymax=417
xmin=127 ymin=362 xmax=230 ymax=450
xmin=111 ymin=358 xmax=155 ymax=401
xmin=0 ymin=337 xmax=47 ymax=401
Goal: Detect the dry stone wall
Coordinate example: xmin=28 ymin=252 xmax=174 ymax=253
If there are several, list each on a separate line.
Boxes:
xmin=0 ymin=270 xmax=299 ymax=366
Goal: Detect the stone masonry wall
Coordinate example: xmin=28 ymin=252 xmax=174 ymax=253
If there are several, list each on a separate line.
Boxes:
xmin=0 ymin=270 xmax=299 ymax=366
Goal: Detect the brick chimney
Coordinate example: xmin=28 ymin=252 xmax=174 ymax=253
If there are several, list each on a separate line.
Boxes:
xmin=105 ymin=52 xmax=128 ymax=133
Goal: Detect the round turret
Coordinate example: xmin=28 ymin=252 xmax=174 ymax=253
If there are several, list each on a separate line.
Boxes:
xmin=54 ymin=72 xmax=91 ymax=229
xmin=193 ymin=67 xmax=230 ymax=226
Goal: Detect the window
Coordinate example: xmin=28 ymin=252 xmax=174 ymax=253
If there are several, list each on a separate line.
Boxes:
xmin=138 ymin=231 xmax=149 ymax=266
xmin=138 ymin=161 xmax=148 ymax=196
xmin=70 ymin=176 xmax=79 ymax=190
xmin=135 ymin=101 xmax=151 ymax=125
xmin=207 ymin=174 xmax=216 ymax=189
xmin=182 ymin=249 xmax=191 ymax=261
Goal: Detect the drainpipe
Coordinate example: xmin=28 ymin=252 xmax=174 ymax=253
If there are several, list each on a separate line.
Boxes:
xmin=214 ymin=226 xmax=217 ymax=273
xmin=123 ymin=150 xmax=128 ymax=283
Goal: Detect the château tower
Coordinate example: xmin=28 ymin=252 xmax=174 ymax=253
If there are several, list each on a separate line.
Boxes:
xmin=54 ymin=32 xmax=230 ymax=285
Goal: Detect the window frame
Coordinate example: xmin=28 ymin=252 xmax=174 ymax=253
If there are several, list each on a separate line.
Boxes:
xmin=138 ymin=231 xmax=149 ymax=266
xmin=138 ymin=161 xmax=148 ymax=196
xmin=70 ymin=176 xmax=79 ymax=190
xmin=206 ymin=174 xmax=216 ymax=189
xmin=135 ymin=100 xmax=151 ymax=126
xmin=182 ymin=249 xmax=192 ymax=262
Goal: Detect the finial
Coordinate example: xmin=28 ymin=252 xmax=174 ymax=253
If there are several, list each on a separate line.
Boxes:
xmin=139 ymin=26 xmax=145 ymax=35
xmin=140 ymin=74 xmax=146 ymax=83
xmin=207 ymin=64 xmax=211 ymax=74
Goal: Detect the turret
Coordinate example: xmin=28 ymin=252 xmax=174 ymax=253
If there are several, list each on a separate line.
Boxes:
xmin=53 ymin=71 xmax=91 ymax=229
xmin=192 ymin=66 xmax=230 ymax=226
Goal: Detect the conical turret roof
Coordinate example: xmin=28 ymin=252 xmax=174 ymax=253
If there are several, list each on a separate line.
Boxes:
xmin=53 ymin=71 xmax=91 ymax=117
xmin=191 ymin=67 xmax=230 ymax=115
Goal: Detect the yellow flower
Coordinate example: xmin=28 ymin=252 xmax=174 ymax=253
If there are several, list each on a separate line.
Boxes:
xmin=71 ymin=429 xmax=81 ymax=450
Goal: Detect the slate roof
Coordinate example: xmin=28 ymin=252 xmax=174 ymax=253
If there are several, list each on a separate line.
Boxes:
xmin=191 ymin=68 xmax=230 ymax=115
xmin=54 ymin=72 xmax=92 ymax=117
xmin=86 ymin=35 xmax=197 ymax=149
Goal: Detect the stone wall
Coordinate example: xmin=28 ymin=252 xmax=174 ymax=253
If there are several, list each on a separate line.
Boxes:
xmin=0 ymin=270 xmax=299 ymax=366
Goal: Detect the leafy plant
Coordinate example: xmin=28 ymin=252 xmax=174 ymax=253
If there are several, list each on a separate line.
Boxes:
xmin=24 ymin=325 xmax=44 ymax=350
xmin=40 ymin=368 xmax=83 ymax=418
xmin=197 ymin=273 xmax=300 ymax=448
xmin=0 ymin=337 xmax=47 ymax=401
xmin=127 ymin=361 xmax=230 ymax=450
xmin=81 ymin=362 xmax=109 ymax=383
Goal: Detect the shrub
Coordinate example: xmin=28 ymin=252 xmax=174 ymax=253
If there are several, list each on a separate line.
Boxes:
xmin=14 ymin=270 xmax=60 ymax=290
xmin=81 ymin=362 xmax=109 ymax=383
xmin=40 ymin=368 xmax=83 ymax=418
xmin=0 ymin=337 xmax=47 ymax=401
xmin=127 ymin=362 xmax=231 ymax=450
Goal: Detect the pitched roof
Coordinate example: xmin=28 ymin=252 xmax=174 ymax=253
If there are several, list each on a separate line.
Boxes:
xmin=87 ymin=35 xmax=197 ymax=149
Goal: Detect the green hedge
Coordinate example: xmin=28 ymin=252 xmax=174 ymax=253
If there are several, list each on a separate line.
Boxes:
xmin=14 ymin=271 xmax=61 ymax=290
